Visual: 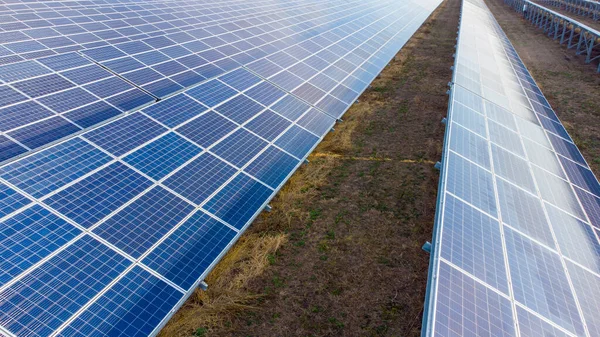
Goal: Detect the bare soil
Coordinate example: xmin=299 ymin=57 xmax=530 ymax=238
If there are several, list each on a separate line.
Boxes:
xmin=486 ymin=0 xmax=600 ymax=175
xmin=160 ymin=0 xmax=460 ymax=336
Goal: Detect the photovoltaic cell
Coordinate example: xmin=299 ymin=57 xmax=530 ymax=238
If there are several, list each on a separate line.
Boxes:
xmin=0 ymin=138 xmax=112 ymax=198
xmin=0 ymin=101 xmax=54 ymax=132
xmin=244 ymin=146 xmax=299 ymax=189
xmin=214 ymin=94 xmax=264 ymax=124
xmin=0 ymin=205 xmax=80 ymax=287
xmin=143 ymin=211 xmax=237 ymax=290
xmin=84 ymin=113 xmax=167 ymax=157
xmin=93 ymin=186 xmax=194 ymax=258
xmin=446 ymin=152 xmax=497 ymax=217
xmin=202 ymin=173 xmax=273 ymax=230
xmin=143 ymin=93 xmax=207 ymax=128
xmin=124 ymin=133 xmax=202 ymax=181
xmin=449 ymin=123 xmax=490 ymax=170
xmin=185 ymin=79 xmax=237 ymax=107
xmin=8 ymin=116 xmax=81 ymax=150
xmin=164 ymin=153 xmax=237 ymax=205
xmin=0 ymin=136 xmax=27 ymax=162
xmin=58 ymin=266 xmax=183 ymax=337
xmin=0 ymin=235 xmax=130 ymax=337
xmin=423 ymin=1 xmax=600 ymax=335
xmin=565 ymin=261 xmax=600 ymax=337
xmin=44 ymin=162 xmax=153 ymax=228
xmin=210 ymin=129 xmax=268 ymax=168
xmin=0 ymin=182 xmax=30 ymax=218
xmin=64 ymin=101 xmax=122 ymax=129
xmin=440 ymin=194 xmax=508 ymax=294
xmin=504 ymin=227 xmax=584 ymax=334
xmin=274 ymin=125 xmax=320 ymax=159
xmin=433 ymin=262 xmax=515 ymax=337
xmin=176 ymin=111 xmax=237 ymax=148
xmin=0 ymin=0 xmax=446 ymax=335
xmin=517 ymin=306 xmax=573 ymax=337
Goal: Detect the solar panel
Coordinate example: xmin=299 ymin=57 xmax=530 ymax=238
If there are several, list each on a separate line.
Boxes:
xmin=422 ymin=0 xmax=600 ymax=336
xmin=0 ymin=0 xmax=443 ymax=335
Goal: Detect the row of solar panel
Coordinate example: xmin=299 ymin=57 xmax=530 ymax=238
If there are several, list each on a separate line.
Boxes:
xmin=0 ymin=0 xmax=414 ymax=165
xmin=0 ymin=0 xmax=372 ymax=63
xmin=0 ymin=1 xmax=444 ymax=335
xmin=423 ymin=0 xmax=600 ymax=336
xmin=0 ymin=0 xmax=399 ymax=163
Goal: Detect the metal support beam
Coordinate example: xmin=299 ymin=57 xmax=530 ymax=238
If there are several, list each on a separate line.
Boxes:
xmin=504 ymin=0 xmax=600 ymax=72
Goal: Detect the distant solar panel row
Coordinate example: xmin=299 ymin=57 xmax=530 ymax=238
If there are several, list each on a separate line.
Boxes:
xmin=422 ymin=0 xmax=600 ymax=336
xmin=0 ymin=0 xmax=442 ymax=336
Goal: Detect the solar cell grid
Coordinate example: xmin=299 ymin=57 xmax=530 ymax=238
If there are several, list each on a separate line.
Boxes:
xmin=0 ymin=0 xmax=444 ymax=335
xmin=423 ymin=0 xmax=600 ymax=336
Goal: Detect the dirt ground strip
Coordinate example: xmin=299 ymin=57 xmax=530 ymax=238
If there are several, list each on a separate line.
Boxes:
xmin=530 ymin=0 xmax=600 ymax=31
xmin=486 ymin=0 xmax=600 ymax=176
xmin=160 ymin=0 xmax=460 ymax=336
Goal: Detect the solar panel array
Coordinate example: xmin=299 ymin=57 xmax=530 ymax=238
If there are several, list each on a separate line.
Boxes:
xmin=422 ymin=0 xmax=600 ymax=336
xmin=0 ymin=0 xmax=443 ymax=336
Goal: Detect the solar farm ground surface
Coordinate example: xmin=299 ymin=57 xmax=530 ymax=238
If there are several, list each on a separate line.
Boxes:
xmin=160 ymin=0 xmax=457 ymax=335
xmin=162 ymin=0 xmax=600 ymax=336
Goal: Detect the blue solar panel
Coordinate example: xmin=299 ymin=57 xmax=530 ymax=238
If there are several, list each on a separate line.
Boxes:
xmin=164 ymin=153 xmax=237 ymax=205
xmin=505 ymin=227 xmax=584 ymax=335
xmin=176 ymin=111 xmax=237 ymax=148
xmin=432 ymin=262 xmax=515 ymax=337
xmin=517 ymin=306 xmax=573 ymax=337
xmin=0 ymin=101 xmax=54 ymax=132
xmin=245 ymin=146 xmax=299 ymax=189
xmin=0 ymin=60 xmax=51 ymax=82
xmin=185 ymin=79 xmax=237 ymax=107
xmin=93 ymin=186 xmax=194 ymax=258
xmin=0 ymin=138 xmax=111 ymax=198
xmin=0 ymin=0 xmax=444 ymax=334
xmin=8 ymin=116 xmax=81 ymax=150
xmin=449 ymin=123 xmax=490 ymax=170
xmin=124 ymin=132 xmax=202 ymax=181
xmin=0 ymin=85 xmax=27 ymax=107
xmin=440 ymin=194 xmax=508 ymax=294
xmin=44 ymin=162 xmax=153 ymax=228
xmin=202 ymin=173 xmax=273 ymax=230
xmin=83 ymin=113 xmax=166 ymax=156
xmin=211 ymin=129 xmax=268 ymax=168
xmin=0 ymin=182 xmax=30 ymax=218
xmin=143 ymin=93 xmax=207 ymax=128
xmin=0 ymin=235 xmax=130 ymax=337
xmin=143 ymin=211 xmax=237 ymax=290
xmin=64 ymin=101 xmax=122 ymax=128
xmin=0 ymin=136 xmax=28 ymax=163
xmin=270 ymin=95 xmax=311 ymax=121
xmin=0 ymin=204 xmax=80 ymax=287
xmin=446 ymin=152 xmax=497 ymax=217
xmin=214 ymin=94 xmax=265 ymax=124
xmin=423 ymin=0 xmax=600 ymax=335
xmin=12 ymin=73 xmax=74 ymax=98
xmin=274 ymin=125 xmax=320 ymax=159
xmin=58 ymin=266 xmax=183 ymax=337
